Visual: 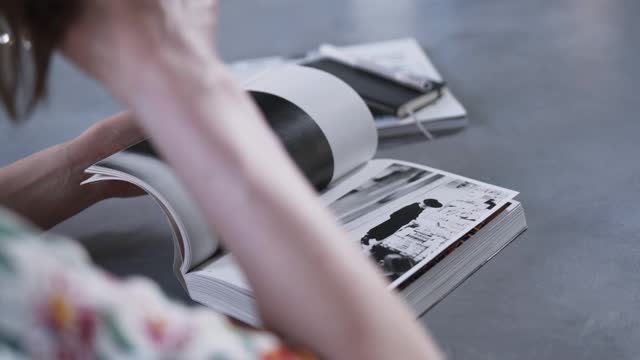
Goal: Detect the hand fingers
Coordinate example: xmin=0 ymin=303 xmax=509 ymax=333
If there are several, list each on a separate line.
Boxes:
xmin=75 ymin=111 xmax=147 ymax=166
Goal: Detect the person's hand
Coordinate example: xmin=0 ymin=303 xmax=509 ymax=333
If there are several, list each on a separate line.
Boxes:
xmin=0 ymin=112 xmax=145 ymax=229
xmin=62 ymin=0 xmax=220 ymax=100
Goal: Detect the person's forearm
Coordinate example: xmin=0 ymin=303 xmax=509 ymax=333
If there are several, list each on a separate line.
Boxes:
xmin=118 ymin=58 xmax=442 ymax=359
xmin=0 ymin=112 xmax=144 ymax=229
xmin=0 ymin=142 xmax=97 ymax=229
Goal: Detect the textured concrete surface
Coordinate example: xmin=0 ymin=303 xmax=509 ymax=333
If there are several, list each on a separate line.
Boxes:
xmin=1 ymin=1 xmax=639 ymax=358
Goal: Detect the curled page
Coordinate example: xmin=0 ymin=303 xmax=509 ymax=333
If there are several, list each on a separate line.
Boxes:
xmin=84 ymin=150 xmax=217 ymax=276
xmin=245 ymin=64 xmax=378 ymax=187
xmin=83 ymin=64 xmax=378 ymax=280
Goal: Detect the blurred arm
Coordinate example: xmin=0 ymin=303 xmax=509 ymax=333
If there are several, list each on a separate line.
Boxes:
xmin=116 ymin=56 xmax=444 ymax=359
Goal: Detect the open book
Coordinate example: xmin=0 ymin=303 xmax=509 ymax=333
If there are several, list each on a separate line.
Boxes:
xmin=84 ymin=65 xmax=526 ymax=326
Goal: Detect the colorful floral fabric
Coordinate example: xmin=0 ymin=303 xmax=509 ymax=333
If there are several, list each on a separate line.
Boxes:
xmin=0 ymin=208 xmax=313 ymax=359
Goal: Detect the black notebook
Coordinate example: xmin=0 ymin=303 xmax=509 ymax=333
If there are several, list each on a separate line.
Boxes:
xmin=302 ymin=57 xmax=444 ymax=118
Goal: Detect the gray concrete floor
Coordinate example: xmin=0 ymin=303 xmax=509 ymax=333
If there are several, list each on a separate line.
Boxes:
xmin=1 ymin=1 xmax=639 ymax=358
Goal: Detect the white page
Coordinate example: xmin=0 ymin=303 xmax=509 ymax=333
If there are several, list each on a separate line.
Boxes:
xmin=85 ymin=153 xmax=217 ymax=274
xmin=190 ymin=254 xmax=252 ymax=293
xmin=245 ymin=64 xmax=378 ymax=182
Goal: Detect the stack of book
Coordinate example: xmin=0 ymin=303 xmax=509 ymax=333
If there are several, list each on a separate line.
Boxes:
xmin=230 ymin=38 xmax=468 ymax=138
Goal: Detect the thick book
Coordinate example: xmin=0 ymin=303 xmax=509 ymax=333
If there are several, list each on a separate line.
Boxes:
xmin=84 ymin=65 xmax=526 ymax=326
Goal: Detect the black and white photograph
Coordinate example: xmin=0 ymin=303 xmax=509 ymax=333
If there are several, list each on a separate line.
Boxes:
xmin=345 ymin=174 xmax=513 ymax=284
xmin=328 ymin=164 xmax=443 ymax=225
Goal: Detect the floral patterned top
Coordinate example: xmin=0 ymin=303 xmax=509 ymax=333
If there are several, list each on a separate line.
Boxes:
xmin=0 ymin=208 xmax=313 ymax=359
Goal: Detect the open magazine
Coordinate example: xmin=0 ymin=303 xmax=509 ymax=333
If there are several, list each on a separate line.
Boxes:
xmin=84 ymin=65 xmax=527 ymax=326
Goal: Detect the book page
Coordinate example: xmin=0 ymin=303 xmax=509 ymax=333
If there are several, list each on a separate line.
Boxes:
xmin=323 ymin=159 xmax=517 ymax=287
xmin=192 ymin=159 xmax=518 ymax=293
xmin=85 ymin=150 xmax=218 ymax=275
xmin=245 ymin=65 xmax=378 ymax=184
